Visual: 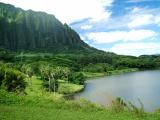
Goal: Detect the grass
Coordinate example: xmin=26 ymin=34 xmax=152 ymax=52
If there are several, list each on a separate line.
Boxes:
xmin=83 ymin=68 xmax=138 ymax=79
xmin=25 ymin=76 xmax=43 ymax=96
xmin=1 ymin=99 xmax=160 ymax=120
xmin=58 ymin=82 xmax=84 ymax=94
xmin=110 ymin=68 xmax=138 ymax=75
xmin=25 ymin=76 xmax=84 ymax=96
xmin=1 ymin=69 xmax=160 ymax=120
xmin=83 ymin=72 xmax=107 ymax=79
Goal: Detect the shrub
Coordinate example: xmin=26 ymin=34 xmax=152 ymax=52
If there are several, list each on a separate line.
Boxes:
xmin=0 ymin=67 xmax=26 ymax=92
xmin=0 ymin=67 xmax=5 ymax=86
xmin=83 ymin=63 xmax=113 ymax=73
xmin=110 ymin=97 xmax=127 ymax=112
xmin=68 ymin=72 xmax=85 ymax=85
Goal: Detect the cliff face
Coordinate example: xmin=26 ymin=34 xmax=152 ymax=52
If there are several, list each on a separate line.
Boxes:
xmin=0 ymin=2 xmax=95 ymax=52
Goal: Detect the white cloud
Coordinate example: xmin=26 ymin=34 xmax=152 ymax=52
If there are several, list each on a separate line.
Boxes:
xmin=96 ymin=7 xmax=160 ymax=30
xmin=128 ymin=14 xmax=153 ymax=28
xmin=127 ymin=7 xmax=160 ymax=28
xmin=0 ymin=0 xmax=113 ymax=23
xmin=155 ymin=16 xmax=160 ymax=26
xmin=106 ymin=42 xmax=160 ymax=56
xmin=86 ymin=29 xmax=157 ymax=44
xmin=80 ymin=25 xmax=93 ymax=30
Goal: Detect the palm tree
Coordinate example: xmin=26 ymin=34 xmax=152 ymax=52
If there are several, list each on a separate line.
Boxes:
xmin=41 ymin=66 xmax=58 ymax=93
xmin=63 ymin=67 xmax=70 ymax=83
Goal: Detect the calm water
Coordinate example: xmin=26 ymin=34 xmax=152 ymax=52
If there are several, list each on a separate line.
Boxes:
xmin=75 ymin=70 xmax=160 ymax=111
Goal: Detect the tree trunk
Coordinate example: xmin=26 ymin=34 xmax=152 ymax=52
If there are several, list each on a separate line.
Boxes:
xmin=29 ymin=77 xmax=32 ymax=89
xmin=54 ymin=78 xmax=56 ymax=95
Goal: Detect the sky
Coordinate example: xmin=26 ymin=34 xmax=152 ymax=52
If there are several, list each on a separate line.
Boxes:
xmin=0 ymin=0 xmax=160 ymax=56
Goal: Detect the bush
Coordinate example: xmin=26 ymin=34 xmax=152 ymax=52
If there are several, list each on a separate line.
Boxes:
xmin=0 ymin=67 xmax=5 ymax=86
xmin=0 ymin=67 xmax=26 ymax=92
xmin=0 ymin=49 xmax=15 ymax=61
xmin=83 ymin=63 xmax=113 ymax=73
xmin=68 ymin=72 xmax=85 ymax=85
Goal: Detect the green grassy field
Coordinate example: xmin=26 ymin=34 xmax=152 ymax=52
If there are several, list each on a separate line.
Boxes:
xmin=1 ymin=97 xmax=160 ymax=120
xmin=1 ymin=71 xmax=160 ymax=120
xmin=0 ymin=104 xmax=160 ymax=120
xmin=58 ymin=82 xmax=84 ymax=94
xmin=25 ymin=76 xmax=84 ymax=96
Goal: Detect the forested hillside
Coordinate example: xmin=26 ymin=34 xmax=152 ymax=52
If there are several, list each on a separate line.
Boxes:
xmin=0 ymin=2 xmax=160 ymax=72
xmin=0 ymin=2 xmax=97 ymax=53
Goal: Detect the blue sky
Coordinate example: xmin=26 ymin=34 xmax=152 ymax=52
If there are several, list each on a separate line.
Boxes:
xmin=1 ymin=0 xmax=160 ymax=56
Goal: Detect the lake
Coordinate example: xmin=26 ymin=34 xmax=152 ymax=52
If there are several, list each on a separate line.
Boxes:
xmin=75 ymin=70 xmax=160 ymax=111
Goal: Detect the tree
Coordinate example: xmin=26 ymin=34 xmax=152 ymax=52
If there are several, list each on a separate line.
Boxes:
xmin=41 ymin=66 xmax=59 ymax=93
xmin=62 ymin=67 xmax=70 ymax=83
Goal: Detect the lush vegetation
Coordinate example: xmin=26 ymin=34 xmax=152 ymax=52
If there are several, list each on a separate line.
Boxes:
xmin=1 ymin=2 xmax=160 ymax=120
xmin=1 ymin=83 xmax=160 ymax=120
xmin=1 ymin=75 xmax=160 ymax=120
xmin=0 ymin=48 xmax=160 ymax=92
xmin=0 ymin=67 xmax=26 ymax=92
xmin=0 ymin=2 xmax=98 ymax=53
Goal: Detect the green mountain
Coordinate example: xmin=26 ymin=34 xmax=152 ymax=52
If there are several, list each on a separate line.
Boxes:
xmin=0 ymin=2 xmax=98 ymax=53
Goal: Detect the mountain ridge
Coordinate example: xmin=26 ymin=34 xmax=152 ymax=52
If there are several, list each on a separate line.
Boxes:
xmin=0 ymin=2 xmax=100 ymax=53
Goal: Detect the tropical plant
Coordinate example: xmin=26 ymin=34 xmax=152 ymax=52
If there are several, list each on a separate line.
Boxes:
xmin=21 ymin=64 xmax=33 ymax=88
xmin=41 ymin=66 xmax=59 ymax=92
xmin=68 ymin=72 xmax=85 ymax=85
xmin=0 ymin=67 xmax=26 ymax=92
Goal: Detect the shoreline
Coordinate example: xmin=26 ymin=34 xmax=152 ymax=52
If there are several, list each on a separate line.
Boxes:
xmin=65 ymin=68 xmax=138 ymax=99
xmin=84 ymin=68 xmax=139 ymax=80
xmin=66 ymin=68 xmax=160 ymax=97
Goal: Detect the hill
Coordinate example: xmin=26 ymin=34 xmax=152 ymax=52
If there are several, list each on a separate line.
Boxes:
xmin=0 ymin=2 xmax=98 ymax=53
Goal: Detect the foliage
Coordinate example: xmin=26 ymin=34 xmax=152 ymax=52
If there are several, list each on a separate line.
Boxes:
xmin=58 ymin=82 xmax=84 ymax=94
xmin=0 ymin=49 xmax=14 ymax=61
xmin=110 ymin=97 xmax=146 ymax=117
xmin=68 ymin=72 xmax=85 ymax=85
xmin=41 ymin=66 xmax=58 ymax=92
xmin=83 ymin=63 xmax=113 ymax=73
xmin=110 ymin=97 xmax=127 ymax=112
xmin=0 ymin=66 xmax=5 ymax=86
xmin=0 ymin=67 xmax=26 ymax=92
xmin=0 ymin=90 xmax=160 ymax=120
xmin=0 ymin=2 xmax=160 ymax=120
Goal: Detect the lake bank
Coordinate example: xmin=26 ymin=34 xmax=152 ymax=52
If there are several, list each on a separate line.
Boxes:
xmin=1 ymin=70 xmax=160 ymax=120
xmin=75 ymin=70 xmax=160 ymax=111
xmin=83 ymin=68 xmax=138 ymax=80
xmin=1 ymin=89 xmax=160 ymax=120
xmin=68 ymin=68 xmax=138 ymax=99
